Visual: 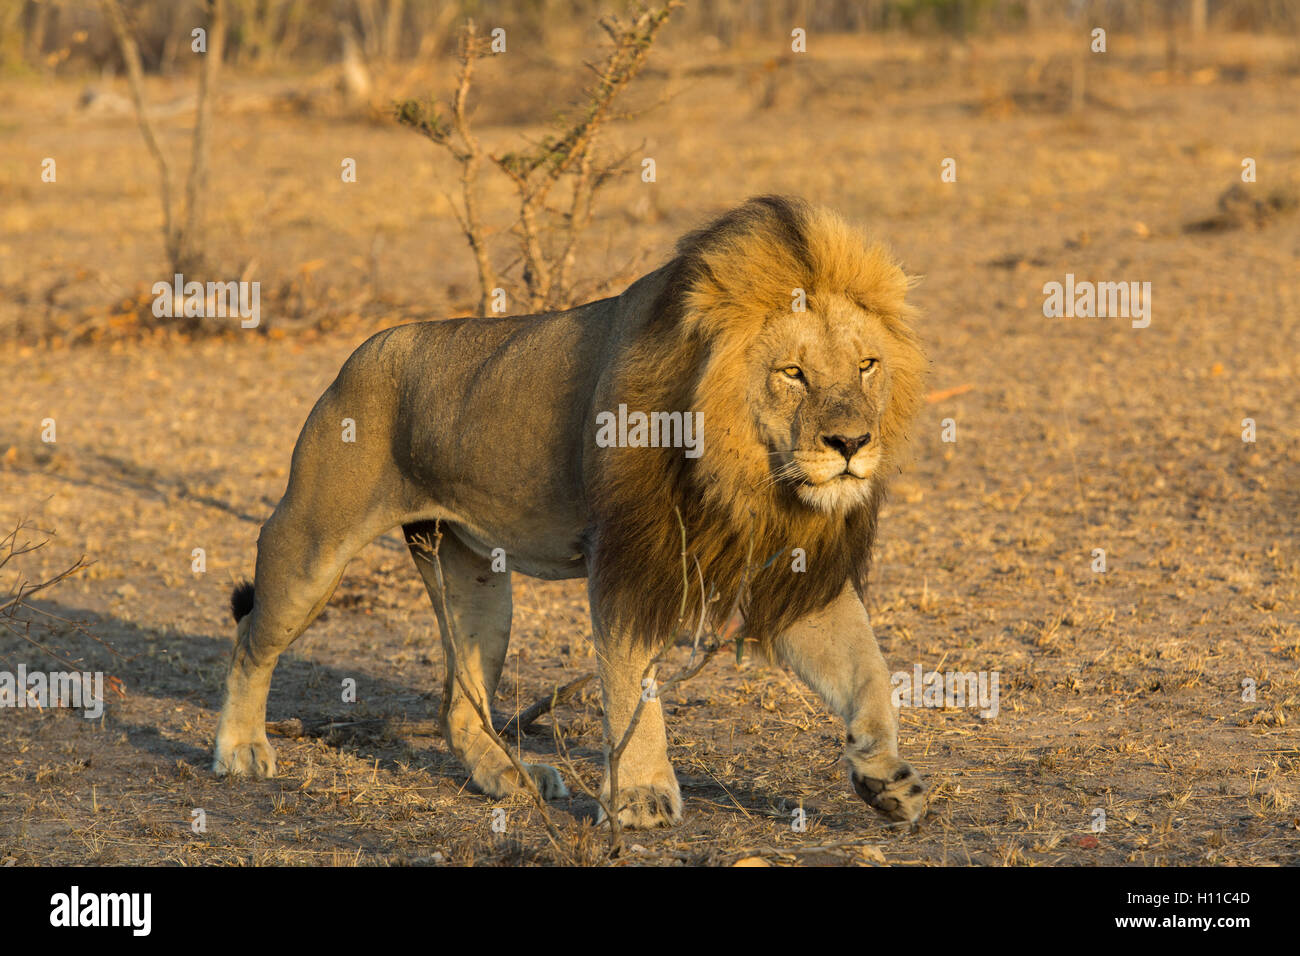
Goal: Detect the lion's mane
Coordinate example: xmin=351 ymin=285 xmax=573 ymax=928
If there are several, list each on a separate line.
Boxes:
xmin=589 ymin=196 xmax=926 ymax=648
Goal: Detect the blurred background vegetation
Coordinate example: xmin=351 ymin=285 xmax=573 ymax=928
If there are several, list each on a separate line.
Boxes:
xmin=3 ymin=0 xmax=1298 ymax=77
xmin=3 ymin=0 xmax=1296 ymax=342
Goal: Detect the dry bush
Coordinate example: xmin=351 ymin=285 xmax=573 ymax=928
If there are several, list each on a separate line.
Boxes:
xmin=0 ymin=519 xmax=95 ymax=672
xmin=394 ymin=3 xmax=678 ymax=315
xmin=101 ymin=0 xmax=225 ymax=284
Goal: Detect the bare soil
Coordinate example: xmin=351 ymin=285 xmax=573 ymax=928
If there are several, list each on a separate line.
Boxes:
xmin=1 ymin=31 xmax=1297 ymax=866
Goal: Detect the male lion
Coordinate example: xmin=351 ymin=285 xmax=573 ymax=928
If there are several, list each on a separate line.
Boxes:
xmin=214 ymin=195 xmax=929 ymax=828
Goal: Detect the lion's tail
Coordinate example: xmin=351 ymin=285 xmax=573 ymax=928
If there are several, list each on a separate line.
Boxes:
xmin=230 ymin=580 xmax=255 ymax=623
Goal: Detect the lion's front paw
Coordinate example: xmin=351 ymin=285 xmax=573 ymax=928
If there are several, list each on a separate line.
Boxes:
xmin=213 ymin=738 xmax=277 ymax=778
xmin=850 ymin=755 xmax=925 ymax=826
xmin=599 ymin=780 xmax=683 ymax=829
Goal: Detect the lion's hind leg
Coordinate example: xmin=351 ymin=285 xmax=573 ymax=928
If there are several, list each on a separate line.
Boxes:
xmin=407 ymin=524 xmax=567 ymax=801
xmin=214 ymin=370 xmax=410 ymax=779
xmin=213 ymin=594 xmax=280 ymax=778
xmin=213 ymin=496 xmax=383 ymax=778
xmin=212 ymin=506 xmax=360 ymax=779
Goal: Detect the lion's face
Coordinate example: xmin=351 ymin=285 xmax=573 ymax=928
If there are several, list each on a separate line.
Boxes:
xmin=747 ymin=294 xmax=896 ymax=514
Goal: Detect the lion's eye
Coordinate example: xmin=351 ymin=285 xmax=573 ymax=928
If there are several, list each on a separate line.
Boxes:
xmin=860 ymin=358 xmax=879 ymax=375
xmin=780 ymin=366 xmax=805 ymax=382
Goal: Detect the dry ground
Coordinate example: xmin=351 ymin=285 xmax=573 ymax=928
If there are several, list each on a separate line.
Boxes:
xmin=1 ymin=30 xmax=1298 ymax=866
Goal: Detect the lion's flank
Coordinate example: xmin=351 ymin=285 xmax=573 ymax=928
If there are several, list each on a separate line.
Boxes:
xmin=589 ymin=195 xmax=927 ymax=649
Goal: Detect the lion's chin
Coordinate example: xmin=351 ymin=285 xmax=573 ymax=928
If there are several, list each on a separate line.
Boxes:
xmin=794 ymin=475 xmax=874 ymax=514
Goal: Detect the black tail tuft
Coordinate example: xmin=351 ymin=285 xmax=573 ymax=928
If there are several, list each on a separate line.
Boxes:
xmin=230 ymin=580 xmax=255 ymax=622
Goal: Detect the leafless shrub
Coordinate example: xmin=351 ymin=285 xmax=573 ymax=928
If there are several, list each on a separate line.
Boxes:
xmin=0 ymin=518 xmax=101 ymax=671
xmin=230 ymin=0 xmax=308 ymax=67
xmin=395 ymin=3 xmax=679 ymax=316
xmin=101 ymin=0 xmax=225 ymax=280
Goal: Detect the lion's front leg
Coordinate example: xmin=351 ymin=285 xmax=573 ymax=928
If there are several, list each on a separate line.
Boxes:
xmin=592 ymin=636 xmax=683 ymax=829
xmin=773 ymin=581 xmax=926 ymax=827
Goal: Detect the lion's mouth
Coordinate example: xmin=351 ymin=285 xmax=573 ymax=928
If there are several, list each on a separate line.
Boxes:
xmin=799 ymin=469 xmax=862 ymax=486
xmin=780 ymin=451 xmax=877 ymax=495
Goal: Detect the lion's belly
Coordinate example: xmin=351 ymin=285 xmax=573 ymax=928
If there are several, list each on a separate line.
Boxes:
xmin=447 ymin=517 xmax=588 ymax=581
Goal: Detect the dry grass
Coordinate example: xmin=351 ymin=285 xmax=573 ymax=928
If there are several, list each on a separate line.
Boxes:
xmin=1 ymin=30 xmax=1298 ymax=866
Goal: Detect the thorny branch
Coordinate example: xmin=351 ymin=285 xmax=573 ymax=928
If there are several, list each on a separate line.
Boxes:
xmin=1 ymin=518 xmax=100 ymax=671
xmin=395 ymin=3 xmax=679 ymax=314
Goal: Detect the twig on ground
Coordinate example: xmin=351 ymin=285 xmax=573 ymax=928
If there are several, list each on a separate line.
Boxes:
xmin=501 ymin=673 xmax=594 ymax=737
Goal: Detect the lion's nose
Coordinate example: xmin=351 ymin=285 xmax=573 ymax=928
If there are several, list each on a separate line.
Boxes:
xmin=822 ymin=432 xmax=870 ymax=461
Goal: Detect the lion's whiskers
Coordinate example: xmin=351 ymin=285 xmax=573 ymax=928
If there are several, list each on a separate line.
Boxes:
xmin=757 ymin=459 xmax=803 ymax=491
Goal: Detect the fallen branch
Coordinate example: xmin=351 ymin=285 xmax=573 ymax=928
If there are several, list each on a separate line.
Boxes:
xmin=501 ymin=673 xmax=594 ymax=738
xmin=926 ymin=383 xmax=974 ymax=403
